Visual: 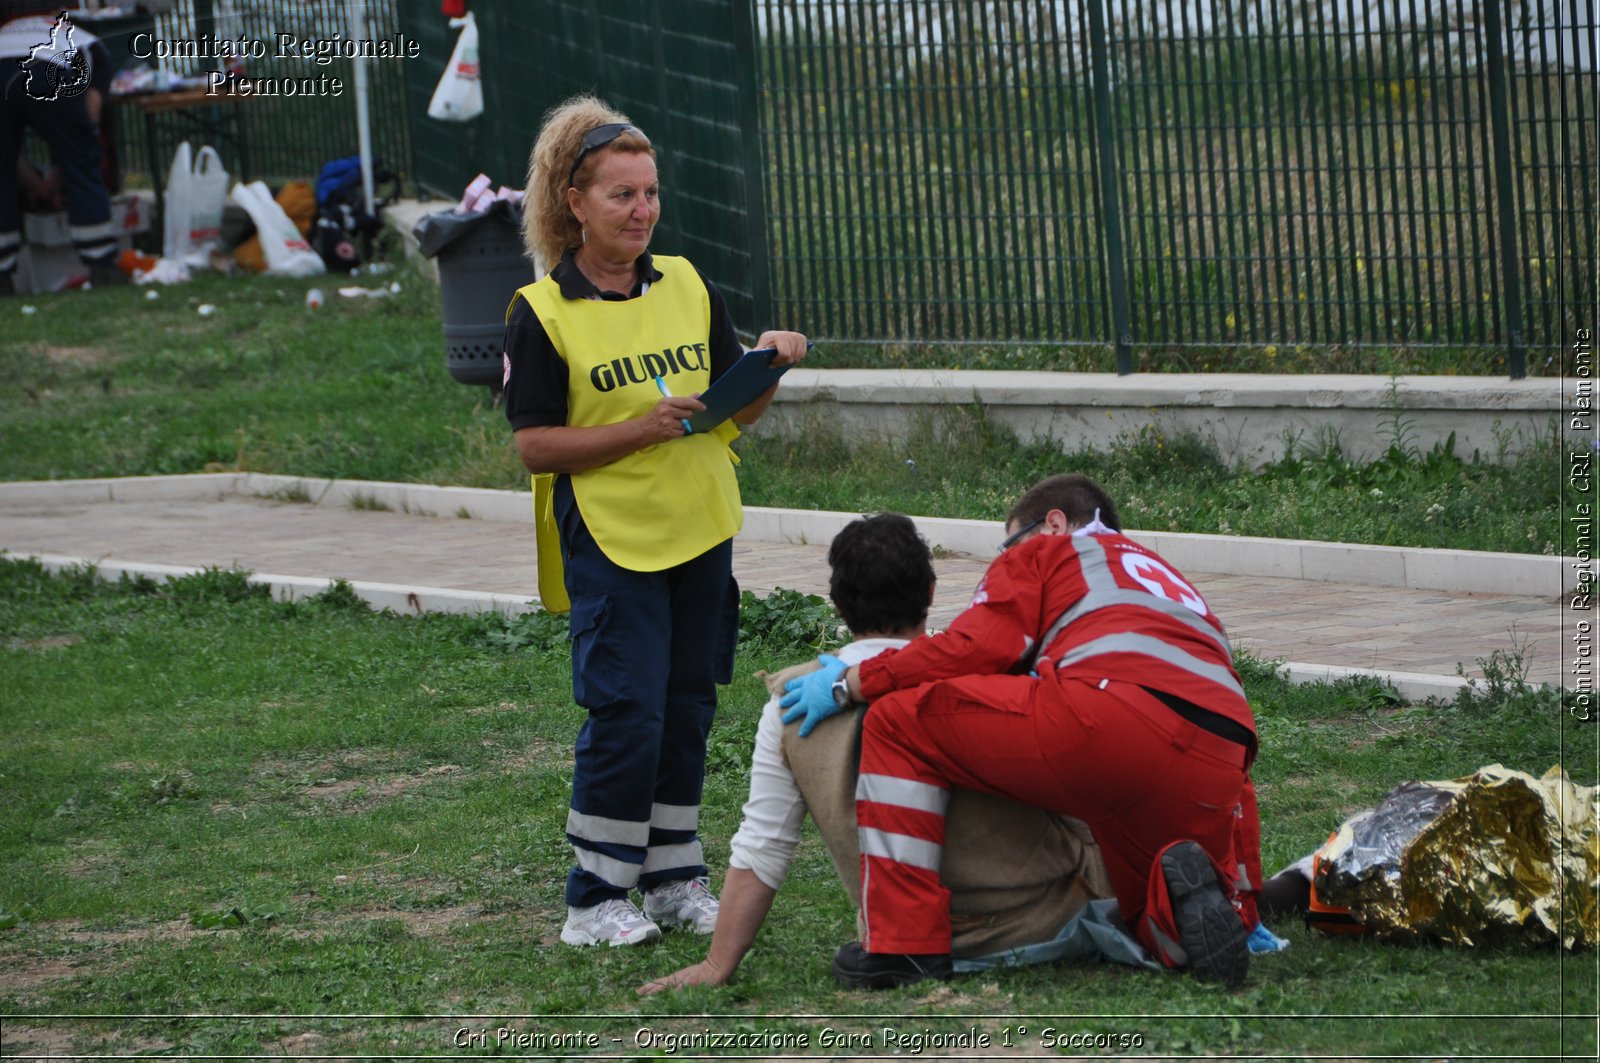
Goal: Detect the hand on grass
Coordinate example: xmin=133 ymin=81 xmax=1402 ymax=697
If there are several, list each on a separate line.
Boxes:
xmin=637 ymin=958 xmax=727 ymax=995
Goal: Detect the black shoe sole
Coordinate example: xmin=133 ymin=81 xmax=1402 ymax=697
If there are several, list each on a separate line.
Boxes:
xmin=832 ymin=943 xmax=951 ymax=989
xmin=1163 ymin=841 xmax=1249 ymax=988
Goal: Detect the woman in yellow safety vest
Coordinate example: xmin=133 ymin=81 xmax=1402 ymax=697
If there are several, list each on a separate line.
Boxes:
xmin=501 ymin=94 xmax=807 ymax=948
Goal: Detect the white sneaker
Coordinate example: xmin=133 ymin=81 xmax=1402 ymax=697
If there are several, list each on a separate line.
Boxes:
xmin=642 ymin=876 xmax=720 ymax=934
xmin=560 ymin=897 xmax=661 ymax=948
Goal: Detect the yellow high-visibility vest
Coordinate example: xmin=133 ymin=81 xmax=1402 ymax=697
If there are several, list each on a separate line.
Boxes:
xmin=516 ymin=256 xmax=742 ymax=610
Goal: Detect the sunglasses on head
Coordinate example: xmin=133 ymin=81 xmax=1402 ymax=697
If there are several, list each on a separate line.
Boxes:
xmin=568 ymin=123 xmax=647 ymax=185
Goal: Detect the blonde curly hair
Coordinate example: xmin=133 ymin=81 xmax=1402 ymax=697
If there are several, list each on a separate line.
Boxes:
xmin=523 ymin=94 xmax=655 ymax=273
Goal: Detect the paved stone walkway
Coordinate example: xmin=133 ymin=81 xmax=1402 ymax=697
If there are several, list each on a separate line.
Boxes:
xmin=0 ymin=491 xmax=1567 ymax=696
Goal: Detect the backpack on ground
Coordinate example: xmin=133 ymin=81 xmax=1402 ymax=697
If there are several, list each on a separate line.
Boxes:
xmin=312 ymin=156 xmax=401 ymax=271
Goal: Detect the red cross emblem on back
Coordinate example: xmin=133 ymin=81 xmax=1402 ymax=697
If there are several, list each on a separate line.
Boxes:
xmin=1121 ymin=553 xmax=1207 ymax=616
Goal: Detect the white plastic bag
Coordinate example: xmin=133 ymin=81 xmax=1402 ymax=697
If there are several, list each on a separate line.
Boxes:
xmin=161 ymin=141 xmax=193 ymax=263
xmin=184 ymin=146 xmax=229 ymax=267
xmin=230 ymin=180 xmax=324 ymax=277
xmin=162 ymin=142 xmax=230 ymax=267
xmin=427 ymin=13 xmax=482 ymax=121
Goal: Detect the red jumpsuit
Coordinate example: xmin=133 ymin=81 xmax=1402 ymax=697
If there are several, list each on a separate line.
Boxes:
xmin=854 ymin=530 xmax=1260 ymax=966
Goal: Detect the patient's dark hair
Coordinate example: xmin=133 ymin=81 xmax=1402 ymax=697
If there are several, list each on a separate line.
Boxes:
xmin=828 ymin=513 xmax=935 ymax=636
xmin=1006 ymin=473 xmax=1122 ymax=532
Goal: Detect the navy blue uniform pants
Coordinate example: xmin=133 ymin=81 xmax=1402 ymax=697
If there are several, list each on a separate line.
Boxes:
xmin=1 ymin=57 xmax=115 ymax=278
xmin=555 ymin=475 xmax=740 ymax=908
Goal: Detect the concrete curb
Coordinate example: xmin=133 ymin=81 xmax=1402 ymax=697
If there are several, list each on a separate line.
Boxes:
xmin=1274 ymin=662 xmax=1472 ymax=704
xmin=21 ymin=553 xmax=535 ymax=616
xmin=0 ymin=472 xmax=1575 ymax=596
xmin=771 ymin=368 xmax=1564 ymax=411
xmin=758 ymin=368 xmax=1567 ymax=469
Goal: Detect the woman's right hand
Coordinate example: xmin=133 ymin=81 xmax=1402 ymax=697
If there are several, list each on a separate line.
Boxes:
xmin=514 ymin=394 xmax=708 ymax=474
xmin=637 ymin=395 xmax=706 ymax=445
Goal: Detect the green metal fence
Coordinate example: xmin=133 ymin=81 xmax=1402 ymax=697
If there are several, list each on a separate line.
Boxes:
xmin=397 ymin=1 xmax=1591 ymax=376
xmin=401 ymin=0 xmax=769 ymax=331
xmin=756 ymin=0 xmax=1594 ymax=375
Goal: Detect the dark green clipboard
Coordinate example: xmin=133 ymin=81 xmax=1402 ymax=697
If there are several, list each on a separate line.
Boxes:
xmin=684 ymin=344 xmax=810 ymax=433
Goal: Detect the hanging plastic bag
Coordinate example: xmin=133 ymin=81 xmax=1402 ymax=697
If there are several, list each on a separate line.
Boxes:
xmin=230 ymin=180 xmax=324 ymax=277
xmin=426 ymin=13 xmax=482 ymax=121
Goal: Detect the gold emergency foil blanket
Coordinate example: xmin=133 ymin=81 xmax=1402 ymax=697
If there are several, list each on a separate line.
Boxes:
xmin=1315 ymin=765 xmax=1598 ymax=949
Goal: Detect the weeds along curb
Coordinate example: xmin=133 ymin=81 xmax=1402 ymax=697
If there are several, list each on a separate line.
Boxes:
xmin=16 ymin=553 xmax=534 ymax=617
xmin=0 ymin=472 xmax=1566 ymax=598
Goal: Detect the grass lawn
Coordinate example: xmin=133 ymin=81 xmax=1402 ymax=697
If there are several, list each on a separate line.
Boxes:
xmin=0 ymin=267 xmax=1565 ymax=555
xmin=0 ymin=560 xmax=1593 ymax=1059
xmin=1 ymin=267 xmax=1591 ymax=1058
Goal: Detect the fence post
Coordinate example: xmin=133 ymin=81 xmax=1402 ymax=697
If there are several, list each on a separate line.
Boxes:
xmin=1481 ymin=0 xmax=1527 ymax=379
xmin=1086 ymin=0 xmax=1134 ymax=374
xmin=733 ymin=0 xmax=774 ymax=332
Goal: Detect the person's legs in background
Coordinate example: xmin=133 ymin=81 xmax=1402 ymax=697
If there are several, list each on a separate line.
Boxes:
xmin=21 ymin=84 xmax=116 ymax=281
xmin=1 ymin=58 xmax=27 ymax=295
xmin=1 ymin=52 xmax=119 ymax=294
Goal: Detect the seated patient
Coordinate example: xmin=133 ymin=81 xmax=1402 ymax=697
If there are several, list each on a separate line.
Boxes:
xmin=641 ymin=512 xmax=1113 ymax=993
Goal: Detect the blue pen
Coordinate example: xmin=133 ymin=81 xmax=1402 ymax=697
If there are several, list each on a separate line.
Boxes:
xmin=654 ymin=375 xmax=694 ymax=435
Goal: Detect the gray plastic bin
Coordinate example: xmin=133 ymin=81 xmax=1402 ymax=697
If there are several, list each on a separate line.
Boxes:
xmin=413 ymin=200 xmax=534 ymax=390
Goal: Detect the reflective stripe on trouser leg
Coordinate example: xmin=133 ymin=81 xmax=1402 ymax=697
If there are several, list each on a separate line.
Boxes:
xmin=71 ymin=220 xmax=118 ymax=265
xmin=564 ymin=639 xmax=670 ymax=906
xmin=638 ymin=535 xmax=733 ymax=891
xmin=640 ymin=803 xmax=702 ymax=880
xmin=855 ymin=714 xmax=953 ymax=955
xmin=1142 ymin=845 xmax=1196 ymax=969
xmin=558 ymin=474 xmax=671 ymax=907
xmin=566 ymin=808 xmax=649 ymax=893
xmin=555 ymin=476 xmax=728 ymax=905
xmin=0 ymin=230 xmax=18 ymax=274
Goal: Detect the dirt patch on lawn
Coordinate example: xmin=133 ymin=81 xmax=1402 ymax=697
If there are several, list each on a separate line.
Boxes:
xmin=260 ymin=1031 xmax=332 ymax=1056
xmin=0 ymin=917 xmax=199 ymax=1000
xmin=63 ymin=837 xmax=122 ymax=878
xmin=0 ymin=1024 xmax=80 ymax=1056
xmin=296 ymin=764 xmax=464 ymax=811
xmin=487 ymin=736 xmax=564 ymax=774
xmin=0 ymin=1021 xmax=172 ymax=1057
xmin=39 ymin=344 xmax=114 ymax=366
xmin=465 ymin=700 xmax=532 ymax=716
xmin=327 ymin=901 xmax=485 ymax=938
xmin=0 ymin=953 xmax=86 ymax=994
xmin=14 ymin=633 xmax=81 ymax=651
xmin=211 ymin=750 xmax=470 ymax=816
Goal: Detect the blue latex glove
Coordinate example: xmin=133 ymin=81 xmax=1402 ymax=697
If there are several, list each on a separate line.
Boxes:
xmin=778 ymin=653 xmax=848 ymax=737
